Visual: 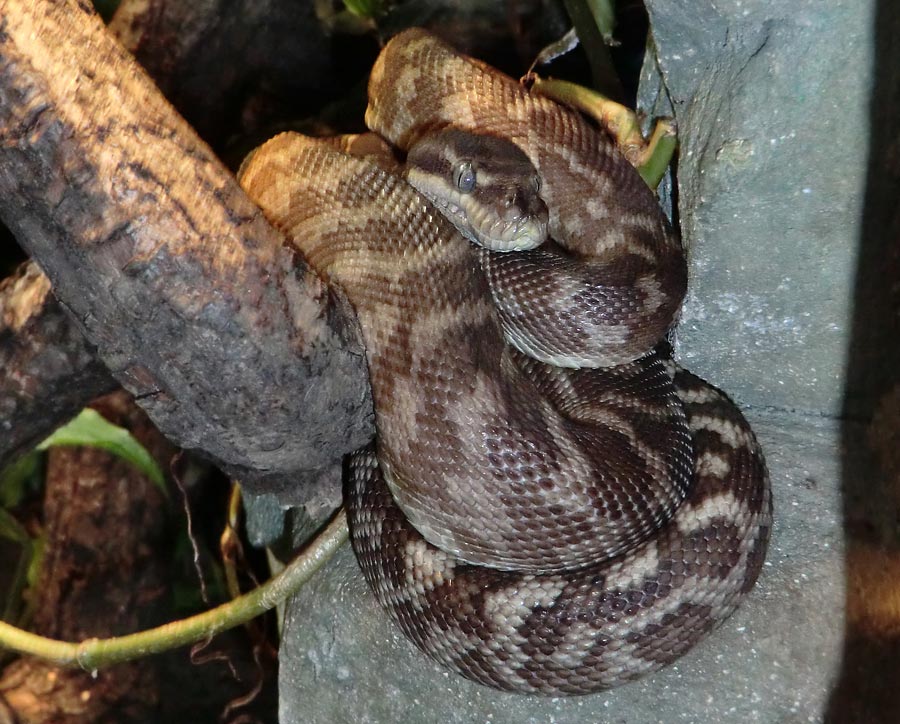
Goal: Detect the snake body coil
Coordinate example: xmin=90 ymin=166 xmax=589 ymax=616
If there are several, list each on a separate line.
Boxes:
xmin=240 ymin=30 xmax=772 ymax=695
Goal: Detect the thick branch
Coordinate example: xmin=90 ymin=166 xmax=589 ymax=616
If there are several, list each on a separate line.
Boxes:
xmin=0 ymin=261 xmax=116 ymax=462
xmin=0 ymin=0 xmax=373 ymax=502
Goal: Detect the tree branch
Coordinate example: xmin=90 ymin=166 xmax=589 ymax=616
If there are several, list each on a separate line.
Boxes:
xmin=0 ymin=260 xmax=117 ymax=463
xmin=0 ymin=0 xmax=374 ymax=503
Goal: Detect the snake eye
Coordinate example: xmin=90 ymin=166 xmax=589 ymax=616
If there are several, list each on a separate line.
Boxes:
xmin=532 ymin=175 xmax=542 ymax=193
xmin=453 ymin=161 xmax=476 ymax=193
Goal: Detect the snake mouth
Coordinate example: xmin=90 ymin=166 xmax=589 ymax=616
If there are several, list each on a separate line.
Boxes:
xmin=464 ymin=198 xmax=548 ymax=252
xmin=407 ymin=170 xmax=548 ymax=252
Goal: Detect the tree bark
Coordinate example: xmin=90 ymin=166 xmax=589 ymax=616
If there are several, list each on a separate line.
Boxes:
xmin=0 ymin=0 xmax=373 ymax=504
xmin=0 ymin=261 xmax=117 ymax=462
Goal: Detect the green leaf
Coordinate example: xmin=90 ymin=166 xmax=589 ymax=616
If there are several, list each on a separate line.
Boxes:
xmin=25 ymin=534 xmax=45 ymax=589
xmin=0 ymin=508 xmax=30 ymax=544
xmin=0 ymin=524 xmax=37 ymax=624
xmin=0 ymin=451 xmax=43 ymax=508
xmin=342 ymin=0 xmax=383 ymax=20
xmin=585 ymin=0 xmax=616 ymax=42
xmin=38 ymin=409 xmax=167 ymax=496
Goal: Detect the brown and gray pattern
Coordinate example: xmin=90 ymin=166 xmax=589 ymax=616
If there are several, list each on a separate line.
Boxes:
xmin=348 ymin=364 xmax=770 ymax=694
xmin=243 ymin=133 xmax=694 ymax=573
xmin=239 ymin=29 xmax=771 ymax=696
xmin=367 ymin=29 xmax=688 ymax=368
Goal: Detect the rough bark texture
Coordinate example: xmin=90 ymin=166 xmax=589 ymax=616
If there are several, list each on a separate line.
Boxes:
xmin=0 ymin=260 xmax=117 ymax=462
xmin=0 ymin=0 xmax=373 ymax=505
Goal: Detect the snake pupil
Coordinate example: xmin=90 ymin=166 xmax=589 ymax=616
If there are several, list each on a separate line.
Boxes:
xmin=454 ymin=161 xmax=476 ymax=193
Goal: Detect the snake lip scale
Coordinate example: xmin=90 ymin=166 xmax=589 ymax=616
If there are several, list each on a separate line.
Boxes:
xmin=239 ymin=29 xmax=772 ymax=696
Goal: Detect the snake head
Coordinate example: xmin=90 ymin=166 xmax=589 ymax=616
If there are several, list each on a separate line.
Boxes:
xmin=405 ymin=128 xmax=549 ymax=251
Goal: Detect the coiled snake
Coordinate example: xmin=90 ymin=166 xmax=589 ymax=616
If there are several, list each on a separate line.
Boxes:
xmin=240 ymin=29 xmax=772 ymax=695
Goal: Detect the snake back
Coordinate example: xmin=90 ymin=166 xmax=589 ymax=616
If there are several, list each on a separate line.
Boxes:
xmin=348 ymin=363 xmax=770 ymax=694
xmin=242 ymin=133 xmax=696 ymax=573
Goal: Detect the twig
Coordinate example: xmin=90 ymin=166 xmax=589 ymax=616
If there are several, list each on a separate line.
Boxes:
xmin=0 ymin=509 xmax=348 ymax=669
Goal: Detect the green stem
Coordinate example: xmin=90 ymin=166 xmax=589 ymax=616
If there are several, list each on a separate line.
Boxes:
xmin=637 ymin=120 xmax=678 ymax=189
xmin=222 ymin=481 xmax=245 ymax=601
xmin=562 ymin=0 xmax=624 ymax=100
xmin=529 ymin=76 xmax=677 ymax=190
xmin=0 ymin=508 xmax=348 ymax=669
xmin=585 ymin=0 xmax=616 ymax=41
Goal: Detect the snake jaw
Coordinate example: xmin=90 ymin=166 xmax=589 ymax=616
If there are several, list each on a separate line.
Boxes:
xmin=465 ymin=199 xmax=548 ymax=251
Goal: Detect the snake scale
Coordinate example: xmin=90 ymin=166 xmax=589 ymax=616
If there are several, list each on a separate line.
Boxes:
xmin=240 ymin=29 xmax=772 ymax=695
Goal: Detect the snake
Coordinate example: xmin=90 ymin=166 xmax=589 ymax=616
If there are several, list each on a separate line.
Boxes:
xmin=239 ymin=29 xmax=772 ymax=695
